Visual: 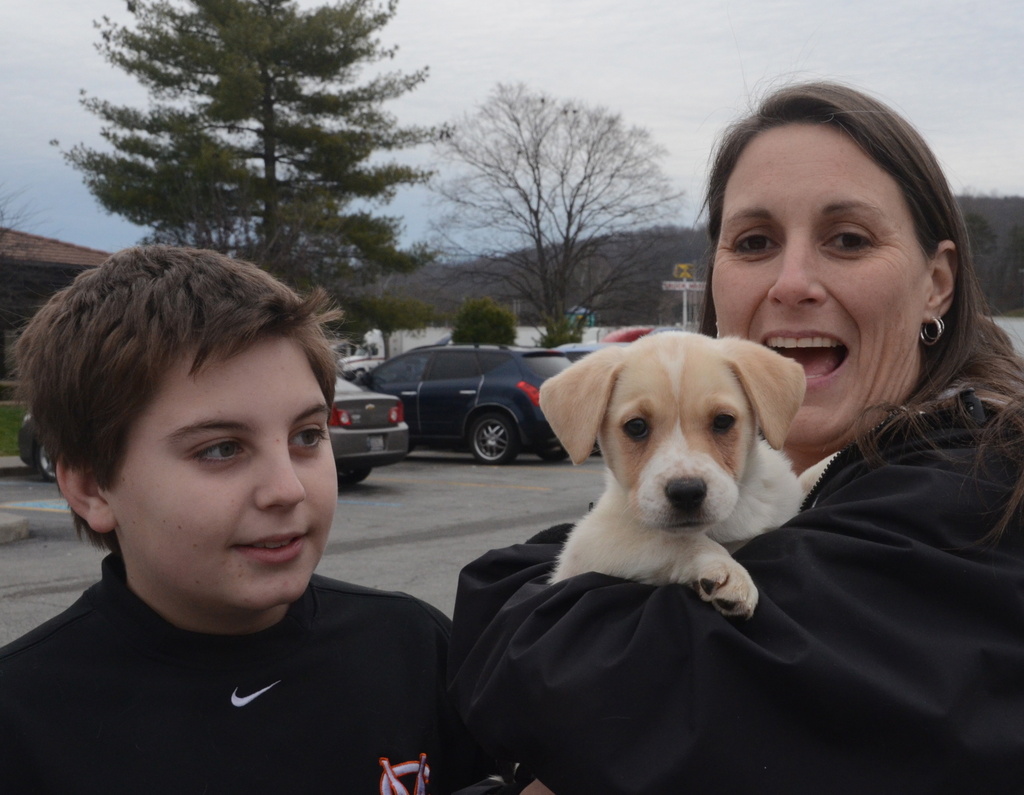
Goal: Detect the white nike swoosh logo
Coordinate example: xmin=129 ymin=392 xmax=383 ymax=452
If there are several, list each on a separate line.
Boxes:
xmin=231 ymin=680 xmax=281 ymax=707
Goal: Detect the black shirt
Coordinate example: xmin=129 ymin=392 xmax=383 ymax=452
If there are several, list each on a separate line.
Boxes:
xmin=1 ymin=556 xmax=493 ymax=793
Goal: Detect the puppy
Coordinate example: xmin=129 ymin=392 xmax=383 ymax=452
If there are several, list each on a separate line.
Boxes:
xmin=541 ymin=331 xmax=806 ymax=618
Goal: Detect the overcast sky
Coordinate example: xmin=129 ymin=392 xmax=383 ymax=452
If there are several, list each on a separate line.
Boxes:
xmin=3 ymin=0 xmax=1022 ymax=254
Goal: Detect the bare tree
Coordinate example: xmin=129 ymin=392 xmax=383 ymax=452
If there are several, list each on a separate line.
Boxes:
xmin=0 ymin=185 xmax=43 ymax=379
xmin=0 ymin=184 xmax=37 ymax=244
xmin=431 ymin=83 xmax=684 ymax=338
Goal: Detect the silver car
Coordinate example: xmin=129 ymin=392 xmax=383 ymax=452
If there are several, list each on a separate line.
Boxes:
xmin=329 ymin=377 xmax=409 ymax=485
xmin=18 ymin=414 xmax=56 ymax=482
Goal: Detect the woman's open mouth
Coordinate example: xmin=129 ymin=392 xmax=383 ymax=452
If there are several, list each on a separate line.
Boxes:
xmin=766 ymin=336 xmax=848 ymax=379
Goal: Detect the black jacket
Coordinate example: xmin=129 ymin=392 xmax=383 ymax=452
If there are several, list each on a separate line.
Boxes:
xmin=0 ymin=556 xmax=494 ymax=794
xmin=448 ymin=402 xmax=1024 ymax=794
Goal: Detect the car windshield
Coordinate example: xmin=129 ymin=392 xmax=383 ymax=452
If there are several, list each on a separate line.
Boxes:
xmin=520 ymin=352 xmax=571 ymax=378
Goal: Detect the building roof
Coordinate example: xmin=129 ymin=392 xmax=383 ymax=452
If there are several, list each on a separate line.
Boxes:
xmin=0 ymin=228 xmax=109 ymax=268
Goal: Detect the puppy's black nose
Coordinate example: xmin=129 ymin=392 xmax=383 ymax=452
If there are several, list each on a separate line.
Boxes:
xmin=664 ymin=478 xmax=707 ymax=511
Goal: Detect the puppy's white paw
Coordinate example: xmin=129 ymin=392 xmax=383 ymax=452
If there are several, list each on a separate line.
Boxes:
xmin=691 ymin=559 xmax=759 ymax=619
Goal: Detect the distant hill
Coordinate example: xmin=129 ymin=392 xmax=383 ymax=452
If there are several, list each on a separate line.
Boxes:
xmin=958 ymin=194 xmax=1024 ymax=312
xmin=383 ymin=195 xmax=1023 ymax=326
xmin=386 ymin=225 xmax=708 ymax=328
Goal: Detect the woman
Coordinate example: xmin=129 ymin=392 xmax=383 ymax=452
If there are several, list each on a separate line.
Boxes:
xmin=447 ymin=82 xmax=1024 ymax=794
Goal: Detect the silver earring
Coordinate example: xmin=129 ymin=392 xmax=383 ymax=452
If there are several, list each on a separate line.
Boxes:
xmin=920 ymin=316 xmax=945 ymax=346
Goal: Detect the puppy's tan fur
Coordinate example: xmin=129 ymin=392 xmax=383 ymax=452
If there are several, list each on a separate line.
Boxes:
xmin=541 ymin=331 xmax=806 ymax=618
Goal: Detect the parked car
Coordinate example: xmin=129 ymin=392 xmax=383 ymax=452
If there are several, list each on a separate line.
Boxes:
xmin=334 ymin=342 xmax=386 ymax=381
xmin=329 ymin=377 xmax=409 ymax=484
xmin=363 ymin=344 xmax=572 ymax=464
xmin=338 ymin=354 xmax=385 ymax=381
xmin=554 ymin=341 xmax=630 ymax=362
xmin=17 ymin=380 xmax=409 ymax=487
xmin=18 ymin=414 xmax=56 ymax=482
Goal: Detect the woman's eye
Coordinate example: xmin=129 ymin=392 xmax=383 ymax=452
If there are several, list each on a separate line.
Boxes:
xmin=292 ymin=427 xmax=327 ymax=448
xmin=734 ymin=234 xmax=775 ymax=254
xmin=831 ymin=232 xmax=870 ymax=251
xmin=623 ymin=418 xmax=649 ymax=440
xmin=198 ymin=441 xmax=241 ymax=461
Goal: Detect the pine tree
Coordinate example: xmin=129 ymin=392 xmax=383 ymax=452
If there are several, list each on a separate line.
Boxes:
xmin=62 ymin=0 xmax=431 ymax=287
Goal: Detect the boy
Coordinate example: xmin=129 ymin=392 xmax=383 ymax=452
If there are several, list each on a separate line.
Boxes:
xmin=0 ymin=246 xmax=497 ymax=793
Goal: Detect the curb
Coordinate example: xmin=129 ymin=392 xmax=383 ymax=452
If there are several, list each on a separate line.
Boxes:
xmin=0 ymin=511 xmax=29 ymax=544
xmin=0 ymin=460 xmax=37 ymax=544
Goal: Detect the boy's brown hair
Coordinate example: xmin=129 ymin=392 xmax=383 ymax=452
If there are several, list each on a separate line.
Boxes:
xmin=14 ymin=245 xmax=341 ymax=553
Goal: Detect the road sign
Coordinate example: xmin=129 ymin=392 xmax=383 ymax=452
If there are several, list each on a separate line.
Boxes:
xmin=662 ymin=281 xmax=705 ymax=291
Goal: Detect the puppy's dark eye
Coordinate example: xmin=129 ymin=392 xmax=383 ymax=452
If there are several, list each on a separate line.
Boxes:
xmin=712 ymin=414 xmax=735 ymax=434
xmin=623 ymin=418 xmax=649 ymax=440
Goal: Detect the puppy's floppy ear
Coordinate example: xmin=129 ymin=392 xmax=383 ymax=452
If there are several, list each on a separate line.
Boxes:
xmin=540 ymin=346 xmax=627 ymax=464
xmin=719 ymin=337 xmax=806 ymax=449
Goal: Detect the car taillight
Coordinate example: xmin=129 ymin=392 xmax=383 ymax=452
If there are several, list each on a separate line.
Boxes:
xmin=517 ymin=380 xmax=541 ymax=407
xmin=388 ymin=403 xmax=404 ymax=424
xmin=329 ymin=407 xmax=352 ymax=427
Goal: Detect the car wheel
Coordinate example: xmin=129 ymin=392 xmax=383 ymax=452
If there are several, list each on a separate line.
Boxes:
xmin=469 ymin=412 xmax=521 ymax=465
xmin=34 ymin=442 xmax=57 ymax=482
xmin=337 ymin=467 xmax=371 ymax=486
xmin=535 ymin=445 xmax=569 ymax=462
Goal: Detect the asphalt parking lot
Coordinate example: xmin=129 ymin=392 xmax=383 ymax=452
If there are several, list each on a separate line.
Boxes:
xmin=0 ymin=450 xmax=605 ymax=647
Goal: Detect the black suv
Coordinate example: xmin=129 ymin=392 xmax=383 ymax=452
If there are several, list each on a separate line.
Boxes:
xmin=363 ymin=345 xmax=572 ymax=464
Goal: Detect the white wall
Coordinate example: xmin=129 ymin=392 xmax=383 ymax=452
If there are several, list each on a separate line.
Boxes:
xmin=387 ymin=325 xmax=621 ymax=354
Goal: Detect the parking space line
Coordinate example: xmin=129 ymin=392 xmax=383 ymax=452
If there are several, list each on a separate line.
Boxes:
xmin=0 ymin=499 xmax=70 ymax=513
xmin=370 ymin=477 xmax=552 ymax=491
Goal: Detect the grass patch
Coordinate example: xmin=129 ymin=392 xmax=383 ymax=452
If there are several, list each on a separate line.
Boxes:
xmin=0 ymin=404 xmax=25 ymax=457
